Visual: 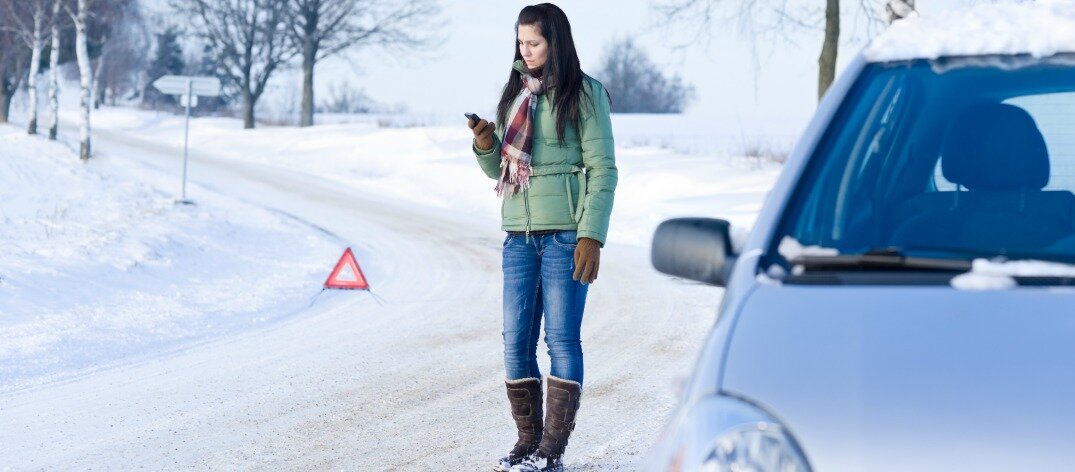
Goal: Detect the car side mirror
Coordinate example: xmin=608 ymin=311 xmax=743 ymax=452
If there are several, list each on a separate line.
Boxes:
xmin=651 ymin=218 xmax=737 ymax=287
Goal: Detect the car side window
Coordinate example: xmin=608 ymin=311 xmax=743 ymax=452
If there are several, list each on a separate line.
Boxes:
xmin=931 ymin=160 xmax=958 ymax=191
xmin=930 ymin=93 xmax=1075 ymax=192
xmin=1003 ymin=92 xmax=1075 ymax=190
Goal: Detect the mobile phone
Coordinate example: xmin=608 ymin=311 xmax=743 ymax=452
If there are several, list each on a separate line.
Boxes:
xmin=465 ymin=112 xmax=481 ymax=124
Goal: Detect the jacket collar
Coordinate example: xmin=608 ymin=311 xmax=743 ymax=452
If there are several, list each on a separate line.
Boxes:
xmin=512 ymin=59 xmax=528 ymax=74
xmin=513 ymin=60 xmax=547 ymax=78
xmin=513 ymin=60 xmax=553 ymax=91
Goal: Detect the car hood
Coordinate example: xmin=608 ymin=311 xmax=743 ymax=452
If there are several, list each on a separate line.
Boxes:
xmin=722 ymin=284 xmax=1075 ymax=471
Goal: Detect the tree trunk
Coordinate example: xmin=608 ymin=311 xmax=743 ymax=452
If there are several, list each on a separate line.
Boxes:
xmin=242 ymin=87 xmax=255 ymax=129
xmin=91 ymin=36 xmax=107 ymax=109
xmin=0 ymin=89 xmax=11 ymax=123
xmin=48 ymin=0 xmax=61 ymax=141
xmin=74 ymin=0 xmax=92 ymax=160
xmin=27 ymin=13 xmax=44 ymax=135
xmin=818 ymin=0 xmax=840 ymax=101
xmin=300 ymin=45 xmax=316 ymax=127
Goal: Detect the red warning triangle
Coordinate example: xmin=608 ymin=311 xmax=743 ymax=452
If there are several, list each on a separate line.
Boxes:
xmin=324 ymin=247 xmax=369 ymax=290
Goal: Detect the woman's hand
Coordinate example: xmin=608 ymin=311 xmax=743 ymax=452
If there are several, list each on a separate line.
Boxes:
xmin=573 ymin=237 xmax=601 ymax=284
xmin=469 ymin=118 xmax=495 ymax=151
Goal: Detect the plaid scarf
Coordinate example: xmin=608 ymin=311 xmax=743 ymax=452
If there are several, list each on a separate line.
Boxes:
xmin=496 ymin=66 xmax=546 ymax=198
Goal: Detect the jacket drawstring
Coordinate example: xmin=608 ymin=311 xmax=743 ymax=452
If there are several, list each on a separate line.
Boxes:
xmin=516 ymin=164 xmax=586 ymax=245
xmin=530 ymin=164 xmax=587 ymax=224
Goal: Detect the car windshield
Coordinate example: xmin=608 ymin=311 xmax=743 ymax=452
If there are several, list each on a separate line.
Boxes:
xmin=775 ymin=54 xmax=1075 ymax=265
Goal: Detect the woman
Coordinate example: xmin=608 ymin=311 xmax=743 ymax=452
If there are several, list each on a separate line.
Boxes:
xmin=467 ymin=4 xmax=617 ymax=471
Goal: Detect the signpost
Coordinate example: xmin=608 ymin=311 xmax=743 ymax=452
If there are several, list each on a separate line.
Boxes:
xmin=152 ymin=75 xmax=221 ymax=205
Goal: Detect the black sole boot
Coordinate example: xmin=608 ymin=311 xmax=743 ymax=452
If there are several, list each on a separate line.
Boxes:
xmin=495 ymin=377 xmax=543 ymax=471
xmin=511 ymin=375 xmax=582 ymax=472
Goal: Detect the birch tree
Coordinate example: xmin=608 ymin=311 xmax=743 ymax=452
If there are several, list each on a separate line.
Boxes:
xmin=3 ymin=0 xmax=54 ymax=134
xmin=287 ymin=0 xmax=439 ymax=127
xmin=65 ymin=0 xmax=92 ymax=159
xmin=173 ymin=0 xmax=296 ymax=129
xmin=47 ymin=0 xmax=64 ymax=140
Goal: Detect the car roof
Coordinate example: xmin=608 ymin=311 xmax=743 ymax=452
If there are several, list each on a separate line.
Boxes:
xmin=864 ymin=1 xmax=1075 ymax=63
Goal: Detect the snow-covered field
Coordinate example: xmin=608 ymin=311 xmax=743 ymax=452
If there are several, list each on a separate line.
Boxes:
xmin=0 ymin=105 xmax=780 ymax=469
xmin=0 ymin=127 xmax=340 ymax=391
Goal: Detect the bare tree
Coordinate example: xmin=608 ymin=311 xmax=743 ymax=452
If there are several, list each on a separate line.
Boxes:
xmin=819 ymin=0 xmax=839 ymax=99
xmin=0 ymin=5 xmax=30 ymax=124
xmin=46 ymin=0 xmax=65 ymax=140
xmin=173 ymin=0 xmax=296 ymax=129
xmin=596 ymin=38 xmax=695 ymax=113
xmin=288 ymin=0 xmax=440 ymax=127
xmin=94 ymin=25 xmax=149 ymax=107
xmin=90 ymin=35 xmax=107 ymax=109
xmin=654 ymin=0 xmax=888 ymax=101
xmin=2 ymin=0 xmax=54 ymax=134
xmin=65 ymin=0 xmax=92 ymax=159
xmin=87 ymin=0 xmax=144 ymax=108
xmin=317 ymin=80 xmax=374 ymax=113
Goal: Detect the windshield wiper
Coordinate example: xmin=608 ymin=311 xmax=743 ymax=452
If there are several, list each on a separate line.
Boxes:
xmin=790 ymin=247 xmax=972 ymax=272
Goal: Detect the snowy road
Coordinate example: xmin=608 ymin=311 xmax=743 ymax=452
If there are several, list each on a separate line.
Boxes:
xmin=0 ymin=123 xmax=722 ymax=469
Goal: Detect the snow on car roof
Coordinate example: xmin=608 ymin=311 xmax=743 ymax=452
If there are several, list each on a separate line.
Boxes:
xmin=864 ymin=0 xmax=1075 ymax=62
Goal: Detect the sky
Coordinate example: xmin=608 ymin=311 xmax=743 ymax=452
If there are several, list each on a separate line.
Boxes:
xmin=298 ymin=1 xmax=979 ymax=149
xmin=148 ymin=0 xmax=982 ymax=151
xmin=312 ymin=0 xmax=827 ymax=146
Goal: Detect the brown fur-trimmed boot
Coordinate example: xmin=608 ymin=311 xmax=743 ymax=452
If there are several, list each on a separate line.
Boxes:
xmin=495 ymin=377 xmax=543 ymax=471
xmin=510 ymin=375 xmax=582 ymax=472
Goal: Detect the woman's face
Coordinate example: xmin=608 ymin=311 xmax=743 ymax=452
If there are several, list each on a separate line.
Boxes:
xmin=517 ymin=24 xmax=548 ymax=70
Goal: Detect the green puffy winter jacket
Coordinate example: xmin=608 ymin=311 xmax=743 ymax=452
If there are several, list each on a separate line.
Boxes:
xmin=473 ymin=61 xmax=618 ymax=247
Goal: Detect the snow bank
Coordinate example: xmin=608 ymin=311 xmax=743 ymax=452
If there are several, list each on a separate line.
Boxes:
xmin=0 ymin=126 xmax=339 ymax=391
xmin=865 ymin=0 xmax=1075 ymax=62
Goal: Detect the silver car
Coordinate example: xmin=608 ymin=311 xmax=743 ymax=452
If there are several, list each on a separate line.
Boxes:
xmin=643 ymin=26 xmax=1075 ymax=472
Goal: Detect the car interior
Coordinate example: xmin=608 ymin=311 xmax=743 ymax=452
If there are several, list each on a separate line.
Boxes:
xmin=783 ymin=56 xmax=1075 ymax=262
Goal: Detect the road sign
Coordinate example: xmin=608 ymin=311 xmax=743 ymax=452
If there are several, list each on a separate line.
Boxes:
xmin=151 ymin=75 xmax=221 ymax=205
xmin=325 ymin=248 xmax=370 ymax=290
xmin=179 ymin=94 xmax=198 ymax=107
xmin=152 ymin=75 xmax=221 ymax=97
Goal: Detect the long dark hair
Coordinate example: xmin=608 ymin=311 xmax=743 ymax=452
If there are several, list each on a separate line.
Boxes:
xmin=496 ymin=3 xmax=588 ymax=144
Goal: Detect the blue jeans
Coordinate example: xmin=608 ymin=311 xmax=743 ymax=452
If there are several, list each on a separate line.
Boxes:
xmin=502 ymin=230 xmax=589 ymax=385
